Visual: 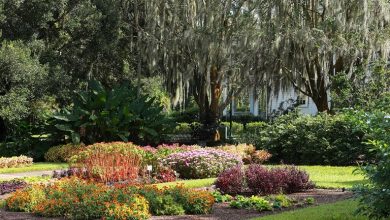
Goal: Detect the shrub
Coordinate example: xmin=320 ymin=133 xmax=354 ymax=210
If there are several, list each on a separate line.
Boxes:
xmin=216 ymin=144 xmax=255 ymax=164
xmin=172 ymin=123 xmax=192 ymax=134
xmin=70 ymin=142 xmax=142 ymax=183
xmin=353 ymin=111 xmax=390 ymax=219
xmin=162 ymin=148 xmax=242 ymax=179
xmin=104 ymin=195 xmax=150 ymax=220
xmin=215 ymin=165 xmax=244 ymax=195
xmin=0 ymin=179 xmax=27 ymax=195
xmin=281 ymin=166 xmax=314 ymax=193
xmin=221 ymin=121 xmax=244 ymax=135
xmin=184 ymin=190 xmax=215 ymax=214
xmin=246 ymin=165 xmax=286 ymax=195
xmin=245 ymin=122 xmax=268 ymax=133
xmin=139 ymin=144 xmax=199 ymax=178
xmin=148 ymin=194 xmax=185 ymax=215
xmin=252 ymin=150 xmax=272 ymax=164
xmin=44 ymin=143 xmax=84 ymax=162
xmin=52 ymin=80 xmax=169 ymax=145
xmin=134 ymin=185 xmax=214 ymax=215
xmin=6 ymin=185 xmax=46 ymax=212
xmin=0 ymin=155 xmax=33 ymax=168
xmin=253 ymin=113 xmax=370 ymax=165
xmin=238 ymin=165 xmax=314 ymax=195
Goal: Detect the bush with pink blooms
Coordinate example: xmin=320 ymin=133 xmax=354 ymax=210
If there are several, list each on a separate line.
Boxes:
xmin=162 ymin=149 xmax=242 ymax=179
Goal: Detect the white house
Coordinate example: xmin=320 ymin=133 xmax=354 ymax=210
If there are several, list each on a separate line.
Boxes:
xmin=223 ymin=85 xmax=327 ymax=119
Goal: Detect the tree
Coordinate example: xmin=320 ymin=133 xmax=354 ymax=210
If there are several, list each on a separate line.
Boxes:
xmin=0 ymin=0 xmax=137 ymax=103
xmin=268 ymin=0 xmax=390 ymax=112
xmin=0 ymin=41 xmax=48 ymax=141
xmin=141 ymin=0 xmax=268 ymax=141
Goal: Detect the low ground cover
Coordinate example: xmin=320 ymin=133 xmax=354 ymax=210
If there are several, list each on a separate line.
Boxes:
xmin=0 ymin=162 xmax=68 ymax=174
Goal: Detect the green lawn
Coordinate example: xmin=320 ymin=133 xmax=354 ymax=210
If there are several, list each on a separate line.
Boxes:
xmin=252 ymin=199 xmax=367 ymax=220
xmin=0 ymin=162 xmax=68 ymax=174
xmin=298 ymin=166 xmax=365 ymax=189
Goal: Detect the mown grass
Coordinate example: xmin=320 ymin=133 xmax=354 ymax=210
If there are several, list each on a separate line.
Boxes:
xmin=252 ymin=199 xmax=367 ymax=220
xmin=0 ymin=162 xmax=68 ymax=174
xmin=297 ymin=166 xmax=365 ymax=189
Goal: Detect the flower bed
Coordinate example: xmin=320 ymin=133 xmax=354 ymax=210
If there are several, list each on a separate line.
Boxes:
xmin=0 ymin=155 xmax=33 ymax=168
xmin=5 ymin=177 xmax=214 ymax=219
xmin=162 ymin=148 xmax=242 ymax=179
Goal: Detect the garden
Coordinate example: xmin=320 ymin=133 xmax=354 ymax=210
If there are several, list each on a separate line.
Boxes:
xmin=1 ymin=1 xmax=390 ymax=220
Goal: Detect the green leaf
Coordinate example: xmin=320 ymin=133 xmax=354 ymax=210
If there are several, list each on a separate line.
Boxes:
xmin=71 ymin=132 xmax=81 ymax=144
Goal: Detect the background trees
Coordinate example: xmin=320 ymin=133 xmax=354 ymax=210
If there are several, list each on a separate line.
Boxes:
xmin=140 ymin=0 xmax=270 ymax=140
xmin=267 ymin=0 xmax=390 ymax=112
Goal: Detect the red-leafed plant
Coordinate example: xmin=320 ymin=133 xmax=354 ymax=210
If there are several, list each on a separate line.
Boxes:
xmin=281 ymin=166 xmax=314 ymax=193
xmin=215 ymin=165 xmax=244 ymax=195
xmin=154 ymin=167 xmax=177 ymax=183
xmin=70 ymin=142 xmax=142 ymax=183
xmin=246 ymin=164 xmax=285 ymax=195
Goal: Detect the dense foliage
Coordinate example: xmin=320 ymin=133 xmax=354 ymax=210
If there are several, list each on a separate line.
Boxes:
xmin=352 ymin=110 xmax=390 ymax=219
xmin=53 ymin=81 xmax=168 ymax=145
xmin=44 ymin=143 xmax=84 ymax=162
xmin=216 ymin=165 xmax=314 ymax=196
xmin=70 ymin=142 xmax=142 ymax=183
xmin=215 ymin=165 xmax=245 ymax=195
xmin=162 ymin=148 xmax=242 ymax=179
xmin=249 ymin=113 xmax=370 ymax=165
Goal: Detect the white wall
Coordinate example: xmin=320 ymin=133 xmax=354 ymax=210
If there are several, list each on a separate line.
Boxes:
xmin=267 ymin=87 xmax=318 ymax=116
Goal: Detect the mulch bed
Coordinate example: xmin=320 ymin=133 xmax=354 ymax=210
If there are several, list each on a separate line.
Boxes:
xmin=0 ymin=189 xmax=353 ymax=220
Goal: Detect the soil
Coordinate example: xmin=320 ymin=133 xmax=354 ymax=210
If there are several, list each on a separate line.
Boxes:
xmin=0 ymin=189 xmax=353 ymax=220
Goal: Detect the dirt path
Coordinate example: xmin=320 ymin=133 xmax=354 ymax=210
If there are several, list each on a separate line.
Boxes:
xmin=0 ymin=189 xmax=353 ymax=220
xmin=0 ymin=170 xmax=57 ymax=180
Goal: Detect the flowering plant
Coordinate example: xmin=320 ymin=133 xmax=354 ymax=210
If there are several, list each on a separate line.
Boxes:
xmin=162 ymin=148 xmax=242 ymax=179
xmin=0 ymin=155 xmax=33 ymax=168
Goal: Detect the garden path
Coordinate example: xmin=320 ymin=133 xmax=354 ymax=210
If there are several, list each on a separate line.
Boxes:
xmin=0 ymin=170 xmax=56 ymax=180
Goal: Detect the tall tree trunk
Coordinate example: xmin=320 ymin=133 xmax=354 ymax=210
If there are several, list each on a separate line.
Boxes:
xmin=207 ymin=65 xmax=222 ymax=141
xmin=194 ymin=66 xmax=223 ymax=142
xmin=312 ymin=93 xmax=329 ymax=112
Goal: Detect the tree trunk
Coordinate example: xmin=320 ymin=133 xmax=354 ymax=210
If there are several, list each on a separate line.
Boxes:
xmin=312 ymin=91 xmax=329 ymax=112
xmin=194 ymin=66 xmax=223 ymax=143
